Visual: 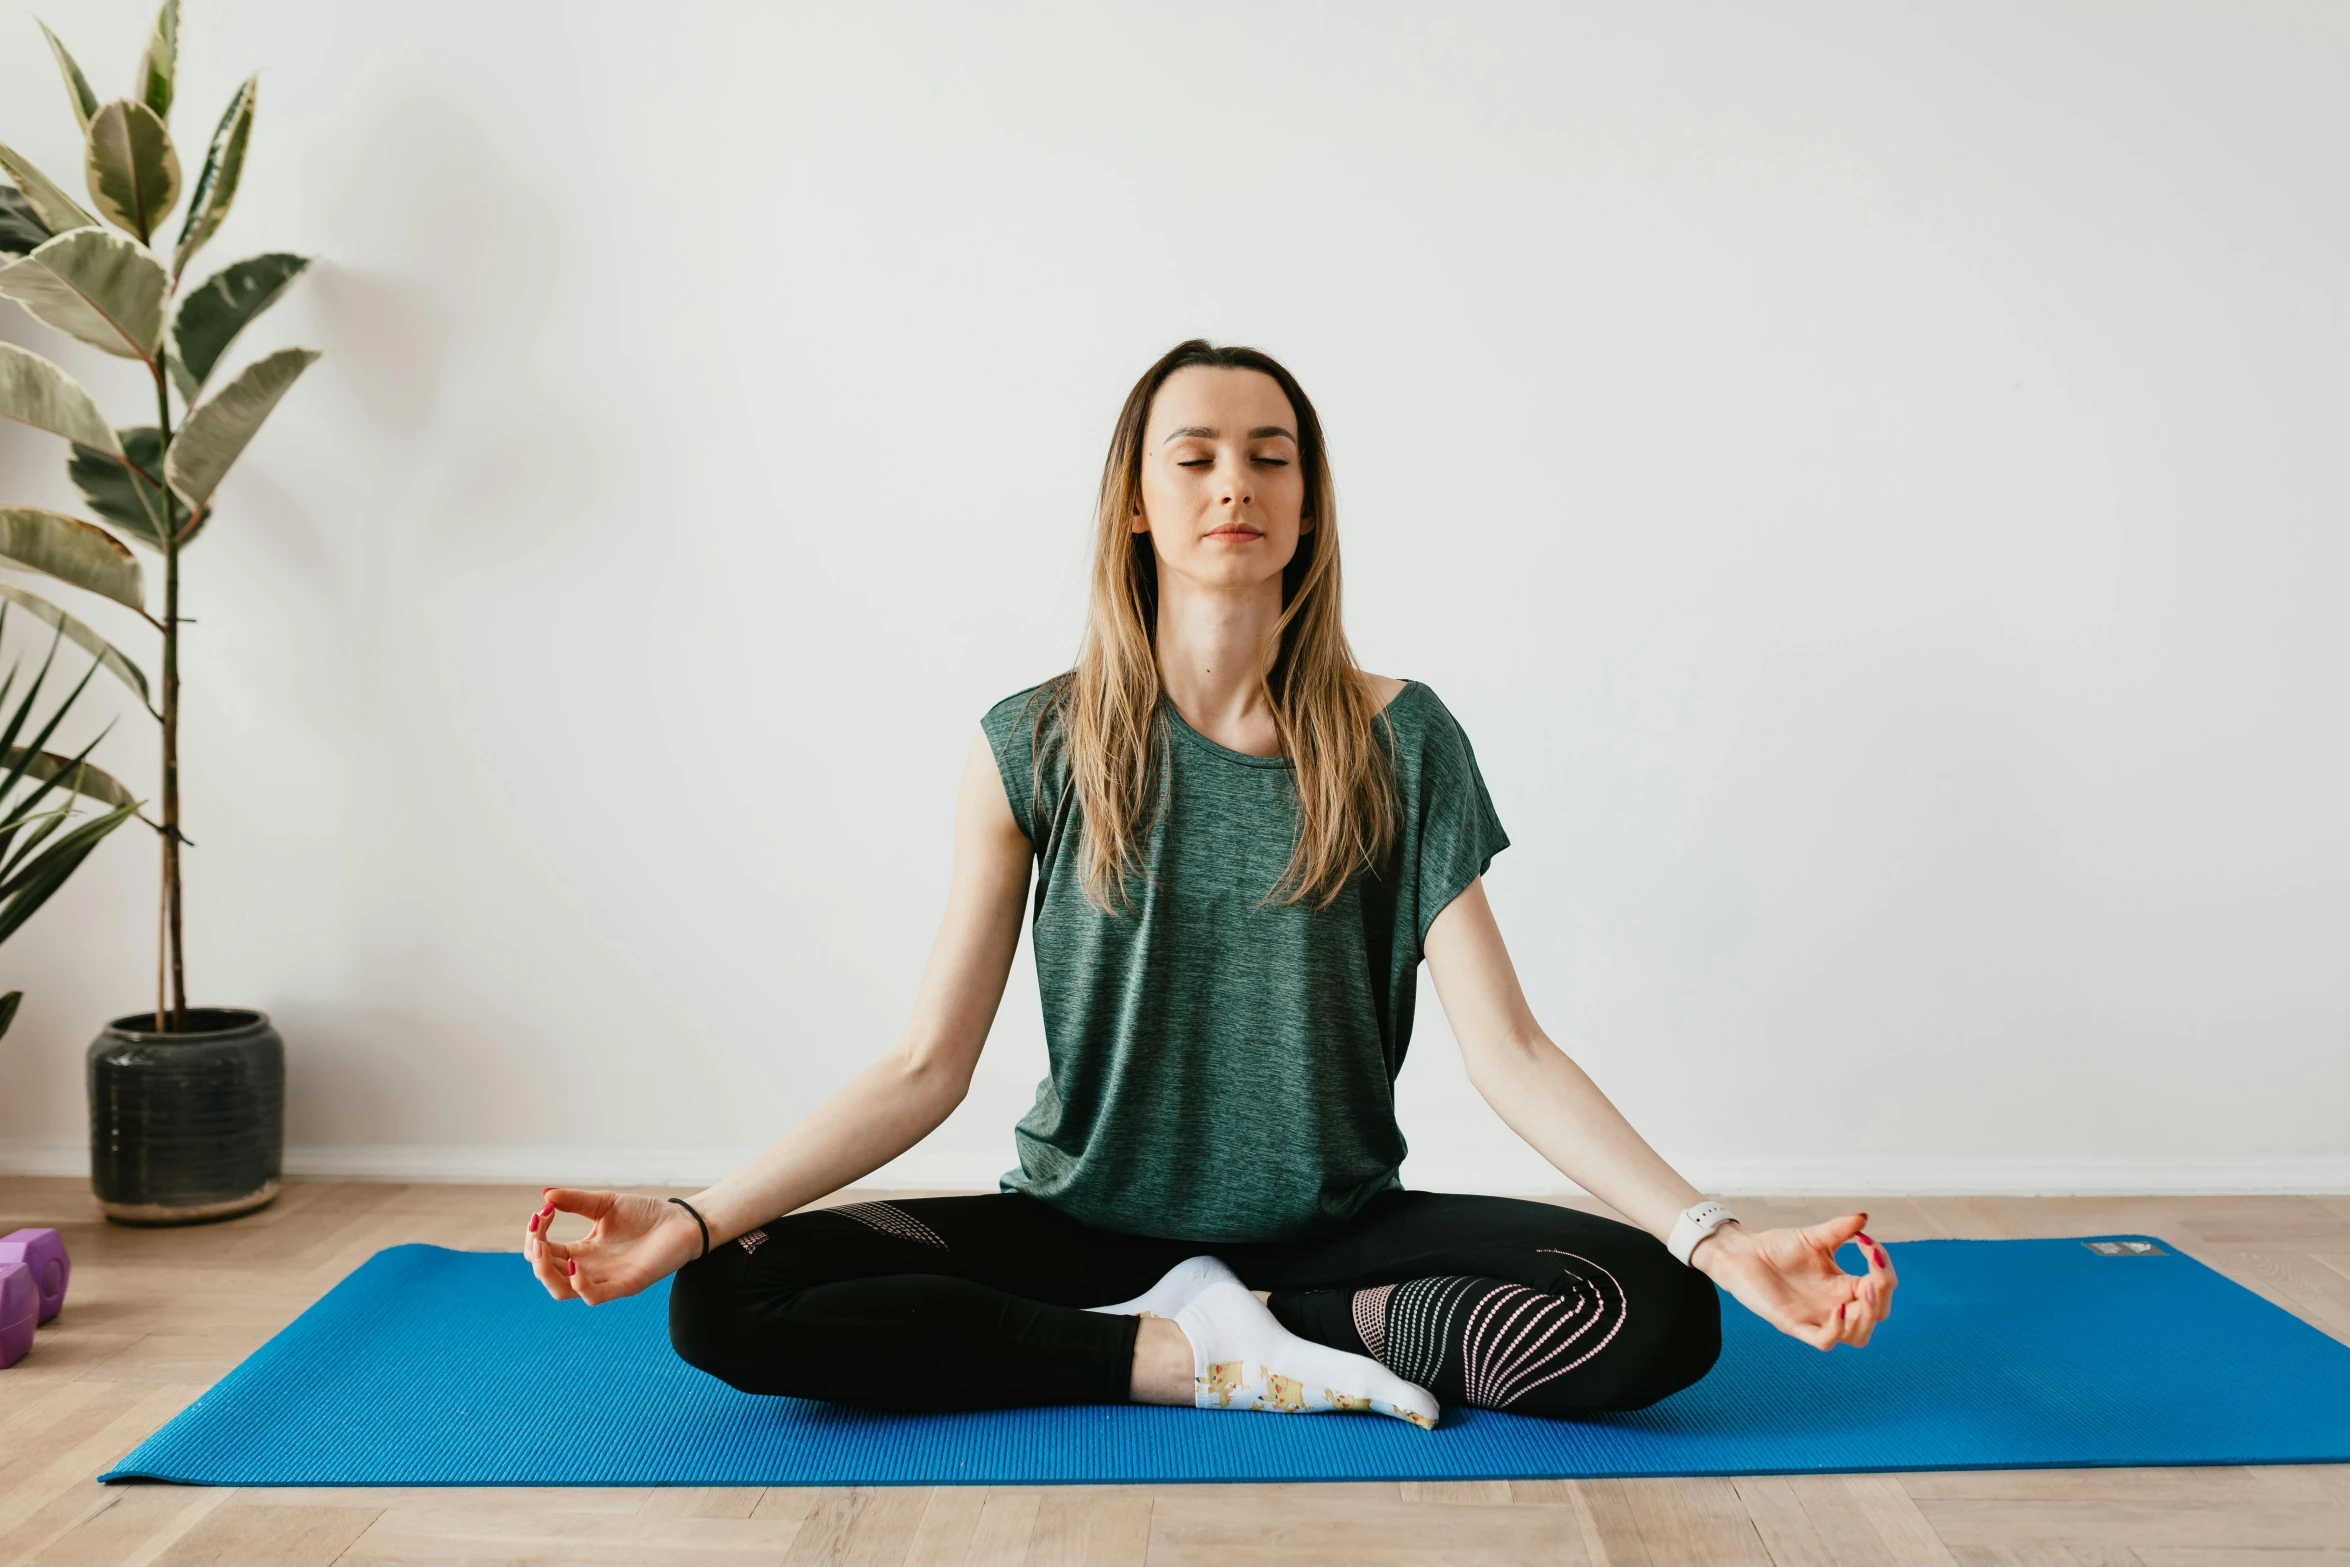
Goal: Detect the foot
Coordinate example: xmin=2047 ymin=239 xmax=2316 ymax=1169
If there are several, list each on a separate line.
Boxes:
xmin=1173 ymin=1279 xmax=1439 ymax=1430
xmin=1085 ymin=1254 xmax=1243 ymax=1320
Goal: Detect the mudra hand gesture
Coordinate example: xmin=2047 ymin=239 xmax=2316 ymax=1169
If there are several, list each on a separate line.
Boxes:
xmin=523 ymin=1187 xmax=702 ymax=1306
xmin=1697 ymin=1210 xmax=1897 ymax=1350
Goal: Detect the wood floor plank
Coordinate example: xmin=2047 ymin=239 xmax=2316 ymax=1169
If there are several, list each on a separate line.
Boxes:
xmin=1896 ymin=1463 xmax=2342 ymax=1504
xmin=839 ymin=1485 xmax=930 ymax=1566
xmin=1945 ymin=1548 xmax=2149 ymax=1566
xmin=780 ymin=1487 xmax=900 ymax=1565
xmin=0 ymin=1382 xmax=197 ymax=1544
xmin=0 ymin=1336 xmax=142 ymax=1423
xmin=2134 ymin=1551 xmax=2350 ymax=1566
xmin=1505 ymin=1480 xmax=1616 ymax=1565
xmin=1023 ymin=1486 xmax=1149 ymax=1566
xmin=0 ymin=1380 xmax=156 ymax=1500
xmin=1915 ymin=1496 xmax=2350 ymax=1551
xmin=1788 ymin=1475 xmax=1956 ymax=1565
xmin=1600 ymin=1477 xmax=1774 ymax=1566
xmin=965 ymin=1490 xmax=1039 ymax=1567
xmin=900 ymin=1486 xmax=988 ymax=1567
xmin=149 ymin=1501 xmax=380 ymax=1567
xmin=638 ymin=1486 xmax=767 ymax=1519
xmin=1731 ymin=1476 xmax=1836 ymax=1566
xmin=343 ymin=1505 xmax=809 ymax=1562
xmin=1399 ymin=1480 xmax=1514 ymax=1504
xmin=22 ymin=1484 xmax=229 ymax=1567
xmin=1148 ymin=1489 xmax=1594 ymax=1563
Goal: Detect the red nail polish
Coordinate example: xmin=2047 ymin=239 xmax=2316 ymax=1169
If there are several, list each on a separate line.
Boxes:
xmin=567 ymin=1259 xmax=576 ymax=1276
xmin=529 ymin=1215 xmax=538 ymax=1232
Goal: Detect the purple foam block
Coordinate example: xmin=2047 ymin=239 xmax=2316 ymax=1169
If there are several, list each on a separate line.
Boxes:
xmin=0 ymin=1230 xmax=66 ymax=1324
xmin=0 ymin=1264 xmax=33 ymax=1369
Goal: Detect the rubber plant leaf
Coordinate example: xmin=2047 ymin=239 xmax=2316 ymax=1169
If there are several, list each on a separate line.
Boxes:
xmin=0 ymin=992 xmax=18 ymax=1039
xmin=67 ymin=426 xmax=172 ymax=551
xmin=165 ymin=346 xmax=321 ymax=512
xmin=0 ymin=341 xmax=120 ymax=452
xmin=0 ymin=187 xmax=51 ymax=257
xmin=38 ymin=22 xmax=101 ymax=133
xmin=85 ymin=100 xmax=180 ymax=244
xmin=135 ymin=0 xmax=179 ymax=122
xmin=171 ymin=252 xmax=307 ymax=396
xmin=0 ymin=144 xmax=97 ymax=237
xmin=0 ymin=507 xmax=146 ymax=610
xmin=0 ymin=584 xmax=151 ymax=708
xmin=172 ymin=77 xmax=255 ymax=280
xmin=0 ymin=747 xmax=138 ymax=810
xmin=0 ymin=228 xmax=168 ymax=362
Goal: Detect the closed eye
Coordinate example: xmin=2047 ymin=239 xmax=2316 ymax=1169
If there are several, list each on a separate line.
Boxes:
xmin=1177 ymin=457 xmax=1289 ymax=468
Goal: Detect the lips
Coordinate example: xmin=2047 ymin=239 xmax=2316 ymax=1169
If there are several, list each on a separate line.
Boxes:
xmin=1206 ymin=527 xmax=1262 ymax=540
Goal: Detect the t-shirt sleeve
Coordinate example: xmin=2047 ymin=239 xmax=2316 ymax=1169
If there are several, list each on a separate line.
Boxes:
xmin=980 ymin=682 xmax=1055 ymax=848
xmin=1398 ymin=687 xmax=1511 ymax=957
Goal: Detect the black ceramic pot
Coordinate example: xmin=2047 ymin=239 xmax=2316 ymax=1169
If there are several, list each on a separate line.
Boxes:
xmin=87 ymin=1008 xmax=284 ymax=1224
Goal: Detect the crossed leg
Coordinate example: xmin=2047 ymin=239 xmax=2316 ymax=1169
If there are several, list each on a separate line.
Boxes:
xmin=665 ymin=1188 xmax=1720 ymax=1417
xmin=1234 ymin=1189 xmax=1723 ymax=1415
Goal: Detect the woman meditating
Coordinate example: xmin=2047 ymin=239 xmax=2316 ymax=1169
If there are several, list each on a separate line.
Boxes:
xmin=523 ymin=340 xmax=1897 ymax=1427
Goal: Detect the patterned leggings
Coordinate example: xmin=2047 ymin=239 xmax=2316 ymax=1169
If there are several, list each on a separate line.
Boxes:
xmin=667 ymin=1188 xmax=1722 ymax=1418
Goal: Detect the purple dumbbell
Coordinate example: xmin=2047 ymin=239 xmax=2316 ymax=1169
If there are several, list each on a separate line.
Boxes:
xmin=0 ymin=1230 xmax=66 ymax=1323
xmin=0 ymin=1264 xmax=32 ymax=1369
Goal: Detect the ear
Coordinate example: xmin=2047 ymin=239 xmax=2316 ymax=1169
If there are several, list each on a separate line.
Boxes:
xmin=1130 ymin=502 xmax=1148 ymax=535
xmin=1299 ymin=510 xmax=1316 ymax=535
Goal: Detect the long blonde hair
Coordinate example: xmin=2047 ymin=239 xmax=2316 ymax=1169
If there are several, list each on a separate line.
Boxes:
xmin=1018 ymin=340 xmax=1397 ymax=915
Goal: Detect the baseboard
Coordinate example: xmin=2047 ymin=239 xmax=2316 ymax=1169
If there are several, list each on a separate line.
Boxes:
xmin=4 ymin=1140 xmax=2347 ymax=1194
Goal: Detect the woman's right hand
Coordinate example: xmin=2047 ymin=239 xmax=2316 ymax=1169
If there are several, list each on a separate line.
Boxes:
xmin=523 ymin=1188 xmax=705 ymax=1305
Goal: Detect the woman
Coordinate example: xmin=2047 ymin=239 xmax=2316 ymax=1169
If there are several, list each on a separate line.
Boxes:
xmin=524 ymin=340 xmax=1897 ymax=1428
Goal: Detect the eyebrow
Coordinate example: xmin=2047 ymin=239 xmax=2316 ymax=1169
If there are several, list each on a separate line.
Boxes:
xmin=1161 ymin=425 xmax=1298 ymax=445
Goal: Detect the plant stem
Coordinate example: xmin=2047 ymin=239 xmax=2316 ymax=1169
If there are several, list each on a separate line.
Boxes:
xmin=153 ymin=365 xmax=186 ymax=1031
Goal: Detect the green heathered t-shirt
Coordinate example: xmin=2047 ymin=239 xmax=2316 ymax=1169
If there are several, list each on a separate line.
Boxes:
xmin=980 ymin=676 xmax=1511 ymax=1244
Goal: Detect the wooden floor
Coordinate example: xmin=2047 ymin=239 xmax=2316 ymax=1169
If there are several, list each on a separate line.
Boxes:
xmin=0 ymin=1181 xmax=2345 ymax=1566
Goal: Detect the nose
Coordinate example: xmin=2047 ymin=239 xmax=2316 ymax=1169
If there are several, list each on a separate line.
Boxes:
xmin=1220 ymin=457 xmax=1252 ymax=508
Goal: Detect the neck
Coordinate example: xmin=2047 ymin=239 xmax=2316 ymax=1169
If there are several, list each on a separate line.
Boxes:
xmin=1154 ymin=566 xmax=1285 ymax=754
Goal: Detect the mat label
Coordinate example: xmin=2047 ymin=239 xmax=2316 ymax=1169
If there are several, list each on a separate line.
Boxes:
xmin=2084 ymin=1240 xmax=2166 ymax=1256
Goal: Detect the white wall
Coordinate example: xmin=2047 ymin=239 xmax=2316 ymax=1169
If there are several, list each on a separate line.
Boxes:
xmin=3 ymin=1 xmax=2344 ymax=1196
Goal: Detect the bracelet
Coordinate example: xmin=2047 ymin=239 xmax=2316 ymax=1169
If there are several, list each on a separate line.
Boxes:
xmin=667 ymin=1197 xmax=710 ymax=1259
xmin=1666 ymin=1200 xmax=1740 ymax=1267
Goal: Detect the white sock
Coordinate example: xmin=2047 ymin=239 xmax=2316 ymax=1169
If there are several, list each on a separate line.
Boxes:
xmin=1171 ymin=1279 xmax=1439 ymax=1430
xmin=1083 ymin=1254 xmax=1241 ymax=1320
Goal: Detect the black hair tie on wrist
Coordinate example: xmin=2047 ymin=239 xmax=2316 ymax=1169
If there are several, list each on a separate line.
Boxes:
xmin=667 ymin=1197 xmax=710 ymax=1259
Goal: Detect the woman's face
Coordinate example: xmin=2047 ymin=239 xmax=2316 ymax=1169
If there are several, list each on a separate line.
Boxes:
xmin=1134 ymin=365 xmax=1310 ymax=596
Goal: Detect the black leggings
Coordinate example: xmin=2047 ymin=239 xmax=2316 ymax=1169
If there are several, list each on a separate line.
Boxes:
xmin=667 ymin=1188 xmax=1722 ymax=1419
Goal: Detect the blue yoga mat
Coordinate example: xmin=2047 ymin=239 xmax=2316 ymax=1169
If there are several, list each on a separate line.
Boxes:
xmin=102 ymin=1235 xmax=2350 ymax=1486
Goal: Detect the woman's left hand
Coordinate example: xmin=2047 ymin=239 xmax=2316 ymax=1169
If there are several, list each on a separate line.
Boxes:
xmin=1691 ymin=1210 xmax=1896 ymax=1350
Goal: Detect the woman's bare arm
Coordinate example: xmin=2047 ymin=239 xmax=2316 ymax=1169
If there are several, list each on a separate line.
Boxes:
xmin=1421 ymin=880 xmax=1708 ymax=1241
xmin=682 ymin=726 xmax=1033 ymax=1238
xmin=1421 ymin=879 xmax=1897 ymax=1351
xmin=525 ymin=728 xmax=1032 ymax=1302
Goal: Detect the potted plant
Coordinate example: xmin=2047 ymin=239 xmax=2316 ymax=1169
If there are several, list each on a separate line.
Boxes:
xmin=0 ymin=0 xmax=320 ymax=1222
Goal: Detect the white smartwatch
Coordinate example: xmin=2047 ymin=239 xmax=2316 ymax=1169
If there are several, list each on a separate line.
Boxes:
xmin=1666 ymin=1200 xmax=1741 ymax=1267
